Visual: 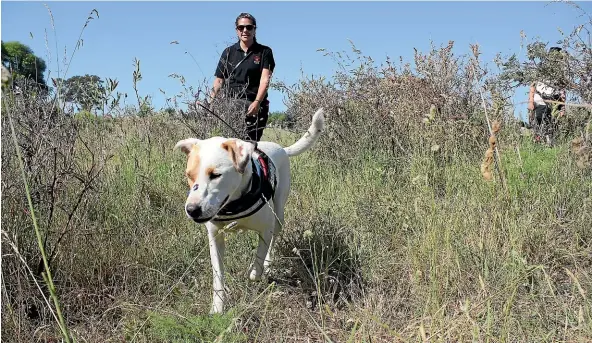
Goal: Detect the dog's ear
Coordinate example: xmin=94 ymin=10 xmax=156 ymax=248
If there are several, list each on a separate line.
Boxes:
xmin=221 ymin=139 xmax=254 ymax=174
xmin=174 ymin=138 xmax=201 ymax=155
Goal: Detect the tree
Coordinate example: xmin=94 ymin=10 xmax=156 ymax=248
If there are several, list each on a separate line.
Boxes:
xmin=494 ymin=10 xmax=592 ymax=138
xmin=54 ymin=74 xmax=106 ymax=112
xmin=1 ymin=41 xmax=8 ymax=65
xmin=1 ymin=41 xmax=47 ymax=86
xmin=495 ymin=7 xmax=591 ymax=104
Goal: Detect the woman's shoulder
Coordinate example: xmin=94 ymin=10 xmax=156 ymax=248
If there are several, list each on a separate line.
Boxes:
xmin=218 ymin=42 xmax=241 ymax=52
xmin=254 ymin=42 xmax=273 ymax=51
xmin=223 ymin=42 xmax=240 ymax=51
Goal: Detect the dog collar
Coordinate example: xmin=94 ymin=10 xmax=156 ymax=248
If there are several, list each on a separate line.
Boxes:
xmin=212 ymin=149 xmax=277 ymax=222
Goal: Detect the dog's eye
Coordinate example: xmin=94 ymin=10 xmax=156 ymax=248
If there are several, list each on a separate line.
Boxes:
xmin=210 ymin=172 xmax=221 ymax=180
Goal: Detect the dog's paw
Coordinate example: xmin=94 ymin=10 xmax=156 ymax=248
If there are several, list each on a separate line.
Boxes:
xmin=209 ymin=302 xmax=224 ymax=314
xmin=248 ymin=262 xmax=263 ymax=281
xmin=263 ymin=265 xmax=274 ymax=277
xmin=263 ymin=258 xmax=274 ymax=274
xmin=249 ymin=268 xmax=263 ymax=281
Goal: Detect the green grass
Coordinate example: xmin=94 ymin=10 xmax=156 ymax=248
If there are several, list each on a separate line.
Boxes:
xmin=138 ymin=311 xmax=245 ymax=343
xmin=2 ymin=114 xmax=591 ymax=342
xmin=3 ymin=9 xmax=591 ymax=339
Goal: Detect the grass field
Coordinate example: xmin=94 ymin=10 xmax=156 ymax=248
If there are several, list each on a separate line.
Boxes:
xmin=2 ymin=108 xmax=591 ymax=342
xmin=2 ymin=7 xmax=592 ymax=340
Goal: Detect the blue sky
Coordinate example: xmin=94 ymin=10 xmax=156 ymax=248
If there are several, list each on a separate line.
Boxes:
xmin=2 ymin=1 xmax=589 ymax=121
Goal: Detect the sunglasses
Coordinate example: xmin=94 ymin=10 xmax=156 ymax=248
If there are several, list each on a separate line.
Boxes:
xmin=236 ymin=25 xmax=255 ymax=31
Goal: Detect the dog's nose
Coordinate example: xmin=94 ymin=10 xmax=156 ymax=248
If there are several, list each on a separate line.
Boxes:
xmin=186 ymin=203 xmax=202 ymax=218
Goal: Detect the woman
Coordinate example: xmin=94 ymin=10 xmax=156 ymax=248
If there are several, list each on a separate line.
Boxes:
xmin=200 ymin=12 xmax=276 ymax=142
xmin=527 ymin=47 xmax=566 ymax=145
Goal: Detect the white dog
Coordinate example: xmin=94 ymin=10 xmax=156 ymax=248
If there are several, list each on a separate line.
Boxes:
xmin=174 ymin=108 xmax=325 ymax=313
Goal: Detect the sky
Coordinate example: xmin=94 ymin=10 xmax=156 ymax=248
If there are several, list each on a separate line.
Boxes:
xmin=2 ymin=1 xmax=590 ymax=122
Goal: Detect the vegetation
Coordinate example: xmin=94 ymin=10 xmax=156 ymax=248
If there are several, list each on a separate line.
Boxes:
xmin=2 ymin=40 xmax=47 ymax=87
xmin=1 ymin=3 xmax=591 ymax=342
xmin=52 ymin=74 xmax=107 ymax=112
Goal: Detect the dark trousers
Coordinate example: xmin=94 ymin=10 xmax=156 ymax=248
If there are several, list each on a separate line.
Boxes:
xmin=229 ymin=98 xmax=269 ymax=142
xmin=245 ymin=100 xmax=269 ymax=142
xmin=534 ymin=104 xmax=552 ymax=133
xmin=533 ymin=103 xmax=563 ymax=138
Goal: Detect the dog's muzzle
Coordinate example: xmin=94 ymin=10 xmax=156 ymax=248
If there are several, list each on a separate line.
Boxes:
xmin=185 ymin=203 xmax=214 ymax=223
xmin=185 ymin=183 xmax=206 ymax=222
xmin=185 ymin=203 xmax=202 ymax=219
xmin=185 ymin=183 xmax=230 ymax=223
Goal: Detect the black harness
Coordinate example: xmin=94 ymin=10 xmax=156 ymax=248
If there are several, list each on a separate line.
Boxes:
xmin=212 ymin=149 xmax=277 ymax=222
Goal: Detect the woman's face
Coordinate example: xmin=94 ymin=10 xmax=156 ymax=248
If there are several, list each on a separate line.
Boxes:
xmin=236 ymin=18 xmax=255 ymax=44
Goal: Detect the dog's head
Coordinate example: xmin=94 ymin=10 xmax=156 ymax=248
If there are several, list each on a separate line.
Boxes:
xmin=174 ymin=137 xmax=255 ymax=223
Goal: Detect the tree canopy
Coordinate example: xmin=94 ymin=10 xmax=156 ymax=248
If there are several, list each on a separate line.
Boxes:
xmin=1 ymin=40 xmax=47 ymax=86
xmin=53 ymin=74 xmax=106 ymax=112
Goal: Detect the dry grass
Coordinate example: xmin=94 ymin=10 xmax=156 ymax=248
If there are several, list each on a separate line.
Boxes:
xmin=2 ymin=5 xmax=592 ymax=343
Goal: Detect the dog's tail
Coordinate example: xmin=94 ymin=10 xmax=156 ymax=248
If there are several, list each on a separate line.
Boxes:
xmin=284 ymin=108 xmax=325 ymax=157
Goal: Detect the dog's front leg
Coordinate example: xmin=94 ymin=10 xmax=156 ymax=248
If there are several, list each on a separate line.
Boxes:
xmin=248 ymin=228 xmax=272 ymax=281
xmin=264 ymin=211 xmax=284 ymax=274
xmin=207 ymin=222 xmax=225 ymax=314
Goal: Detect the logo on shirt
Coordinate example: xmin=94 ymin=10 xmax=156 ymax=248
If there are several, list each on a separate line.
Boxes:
xmin=253 ymin=54 xmax=261 ymax=65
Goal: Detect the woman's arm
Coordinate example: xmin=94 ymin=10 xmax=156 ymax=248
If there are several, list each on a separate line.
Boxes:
xmin=247 ymin=68 xmax=272 ymax=116
xmin=247 ymin=48 xmax=275 ymax=116
xmin=528 ymin=83 xmax=535 ymax=111
xmin=210 ymin=77 xmax=224 ymax=100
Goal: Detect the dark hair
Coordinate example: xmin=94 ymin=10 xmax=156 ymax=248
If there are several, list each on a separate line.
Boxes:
xmin=235 ymin=12 xmax=257 ymax=27
xmin=235 ymin=13 xmax=258 ymax=43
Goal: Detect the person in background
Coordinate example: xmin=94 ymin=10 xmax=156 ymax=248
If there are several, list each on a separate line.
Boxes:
xmin=527 ymin=46 xmax=566 ymax=145
xmin=198 ymin=12 xmax=276 ymax=142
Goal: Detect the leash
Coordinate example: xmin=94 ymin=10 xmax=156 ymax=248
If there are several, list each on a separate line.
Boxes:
xmin=194 ymin=100 xmax=259 ymax=150
xmin=192 ymin=97 xmax=284 ymax=225
xmin=197 ymin=48 xmax=256 ymax=143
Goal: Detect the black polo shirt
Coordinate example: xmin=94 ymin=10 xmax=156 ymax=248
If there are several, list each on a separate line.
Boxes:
xmin=214 ymin=41 xmax=275 ymax=102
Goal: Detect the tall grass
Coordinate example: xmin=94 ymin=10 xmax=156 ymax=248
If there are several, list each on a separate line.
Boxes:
xmin=2 ymin=85 xmax=72 ymax=342
xmin=2 ymin=4 xmax=591 ymax=342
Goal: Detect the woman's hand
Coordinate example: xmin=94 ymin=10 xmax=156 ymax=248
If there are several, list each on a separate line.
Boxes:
xmin=247 ymin=100 xmax=261 ymax=116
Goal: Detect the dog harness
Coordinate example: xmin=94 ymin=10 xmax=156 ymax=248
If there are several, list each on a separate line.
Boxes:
xmin=212 ymin=149 xmax=277 ymax=222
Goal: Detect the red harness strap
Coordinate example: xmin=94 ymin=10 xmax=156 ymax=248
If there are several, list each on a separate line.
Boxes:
xmin=257 ymin=155 xmax=268 ymax=179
